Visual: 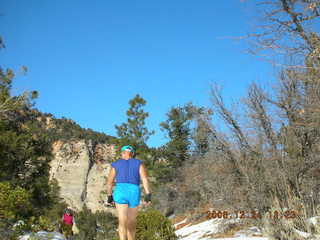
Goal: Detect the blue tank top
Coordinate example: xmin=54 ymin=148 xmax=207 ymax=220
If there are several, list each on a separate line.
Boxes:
xmin=111 ymin=158 xmax=142 ymax=185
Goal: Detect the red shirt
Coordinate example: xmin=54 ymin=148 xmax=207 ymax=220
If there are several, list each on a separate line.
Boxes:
xmin=63 ymin=213 xmax=73 ymax=225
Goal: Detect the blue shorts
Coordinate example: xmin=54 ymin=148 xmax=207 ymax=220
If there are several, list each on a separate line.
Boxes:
xmin=113 ymin=183 xmax=141 ymax=208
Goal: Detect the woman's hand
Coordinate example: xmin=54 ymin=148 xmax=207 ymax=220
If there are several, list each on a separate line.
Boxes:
xmin=106 ymin=195 xmax=115 ymax=207
xmin=143 ymin=193 xmax=152 ymax=206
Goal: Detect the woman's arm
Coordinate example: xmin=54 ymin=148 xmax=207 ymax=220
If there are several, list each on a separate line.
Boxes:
xmin=139 ymin=163 xmax=151 ymax=194
xmin=107 ymin=167 xmax=116 ymax=195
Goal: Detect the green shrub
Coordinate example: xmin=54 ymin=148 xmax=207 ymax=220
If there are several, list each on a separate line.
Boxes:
xmin=0 ymin=182 xmax=31 ymax=221
xmin=136 ymin=208 xmax=177 ymax=240
xmin=73 ymin=205 xmax=118 ymax=240
xmin=38 ymin=215 xmax=56 ymax=232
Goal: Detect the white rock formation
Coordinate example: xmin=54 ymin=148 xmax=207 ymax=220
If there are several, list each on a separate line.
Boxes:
xmin=49 ymin=139 xmax=117 ymax=213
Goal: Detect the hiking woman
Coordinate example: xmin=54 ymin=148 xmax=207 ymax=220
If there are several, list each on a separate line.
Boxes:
xmin=61 ymin=208 xmax=74 ymax=240
xmin=106 ymin=145 xmax=152 ymax=240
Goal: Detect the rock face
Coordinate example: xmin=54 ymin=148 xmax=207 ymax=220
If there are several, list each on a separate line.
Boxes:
xmin=49 ymin=139 xmax=117 ymax=212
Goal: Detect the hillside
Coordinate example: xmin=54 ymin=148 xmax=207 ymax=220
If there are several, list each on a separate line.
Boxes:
xmin=7 ymin=106 xmax=120 ymax=212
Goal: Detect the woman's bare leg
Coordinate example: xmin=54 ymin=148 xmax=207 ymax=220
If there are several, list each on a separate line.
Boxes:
xmin=127 ymin=206 xmax=139 ymax=240
xmin=115 ymin=203 xmax=128 ymax=240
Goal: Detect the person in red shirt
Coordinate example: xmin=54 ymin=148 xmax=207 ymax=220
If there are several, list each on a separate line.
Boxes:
xmin=61 ymin=208 xmax=74 ymax=239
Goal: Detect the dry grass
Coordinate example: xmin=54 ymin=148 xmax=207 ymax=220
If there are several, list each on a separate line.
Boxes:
xmin=172 ymin=214 xmax=187 ymax=225
xmin=206 ymin=224 xmax=243 ymax=238
xmin=174 ymin=221 xmax=191 ymax=230
xmin=261 ymin=184 xmax=320 ymax=240
xmin=203 ymin=221 xmax=257 ymax=239
xmin=171 ymin=213 xmax=190 ymax=230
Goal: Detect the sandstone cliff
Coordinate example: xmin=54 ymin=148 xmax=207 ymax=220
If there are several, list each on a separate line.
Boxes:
xmin=49 ymin=139 xmax=117 ymax=213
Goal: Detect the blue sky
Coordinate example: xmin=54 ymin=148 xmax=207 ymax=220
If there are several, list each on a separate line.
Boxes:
xmin=1 ymin=1 xmax=276 ymax=147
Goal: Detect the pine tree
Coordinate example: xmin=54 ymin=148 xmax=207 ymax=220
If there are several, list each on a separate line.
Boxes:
xmin=115 ymin=94 xmax=155 ymax=154
xmin=159 ymin=104 xmax=193 ymax=181
xmin=0 ymin=37 xmax=37 ymax=117
xmin=187 ymin=105 xmax=213 ymax=156
xmin=0 ymin=37 xmax=63 ymax=230
xmin=159 ymin=102 xmax=212 ymax=180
